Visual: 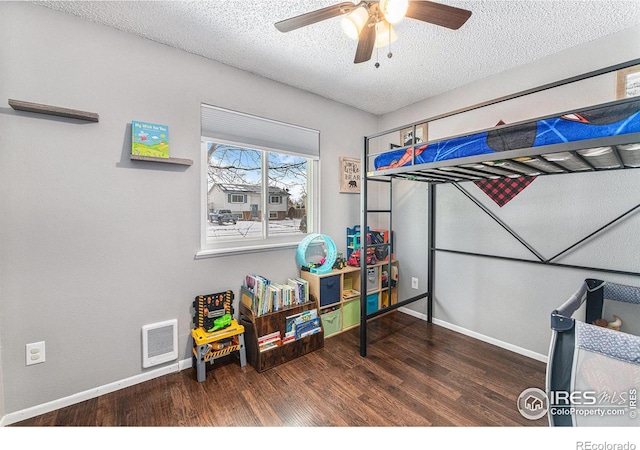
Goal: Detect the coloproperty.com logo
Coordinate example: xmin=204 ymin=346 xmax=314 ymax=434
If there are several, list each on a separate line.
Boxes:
xmin=517 ymin=387 xmax=638 ymax=421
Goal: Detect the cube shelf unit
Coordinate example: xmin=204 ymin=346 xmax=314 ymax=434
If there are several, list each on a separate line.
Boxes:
xmin=299 ymin=259 xmax=398 ymax=338
xmin=238 ymin=287 xmax=324 ymax=372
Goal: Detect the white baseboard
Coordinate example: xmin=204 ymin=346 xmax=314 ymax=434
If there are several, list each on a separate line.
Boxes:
xmin=1 ymin=357 xmax=193 ymax=427
xmin=398 ymin=307 xmax=548 ymax=363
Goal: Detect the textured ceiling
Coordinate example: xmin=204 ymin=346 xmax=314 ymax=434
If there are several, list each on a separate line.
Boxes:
xmin=34 ymin=0 xmax=640 ymax=115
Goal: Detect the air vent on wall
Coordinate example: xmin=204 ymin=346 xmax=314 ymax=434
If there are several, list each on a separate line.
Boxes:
xmin=142 ymin=319 xmax=178 ymax=368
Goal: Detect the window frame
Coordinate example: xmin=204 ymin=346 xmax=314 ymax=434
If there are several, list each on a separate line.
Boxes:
xmin=269 ymin=195 xmax=282 ymax=204
xmin=197 ymin=138 xmax=319 ymax=259
xmin=229 ymin=194 xmax=246 ymax=204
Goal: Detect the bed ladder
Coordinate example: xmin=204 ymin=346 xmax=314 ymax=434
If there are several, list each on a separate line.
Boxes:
xmin=359 ymin=143 xmax=433 ymax=357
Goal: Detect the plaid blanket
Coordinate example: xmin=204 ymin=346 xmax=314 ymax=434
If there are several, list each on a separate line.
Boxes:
xmin=474 ymin=176 xmax=536 ymax=207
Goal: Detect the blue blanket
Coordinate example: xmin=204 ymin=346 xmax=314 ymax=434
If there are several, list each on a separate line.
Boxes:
xmin=375 ymin=99 xmax=640 ymax=170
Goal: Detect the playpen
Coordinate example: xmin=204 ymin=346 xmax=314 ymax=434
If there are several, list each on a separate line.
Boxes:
xmin=547 ymin=278 xmax=640 ymax=426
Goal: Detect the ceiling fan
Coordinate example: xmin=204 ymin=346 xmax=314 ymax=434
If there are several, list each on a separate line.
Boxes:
xmin=275 ymin=0 xmax=472 ymax=65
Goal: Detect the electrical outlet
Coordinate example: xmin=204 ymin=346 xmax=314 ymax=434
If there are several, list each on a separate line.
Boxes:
xmin=26 ymin=341 xmax=45 ymax=366
xmin=411 ymin=277 xmax=419 ymax=289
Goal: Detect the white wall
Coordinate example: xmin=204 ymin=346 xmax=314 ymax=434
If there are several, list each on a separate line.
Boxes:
xmin=0 ymin=2 xmax=377 ymax=416
xmin=379 ymin=25 xmax=640 ymax=357
xmin=0 ymin=342 xmax=4 ymax=423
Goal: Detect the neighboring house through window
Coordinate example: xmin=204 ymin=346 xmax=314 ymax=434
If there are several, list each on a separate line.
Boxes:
xmin=198 ymin=104 xmax=319 ymax=257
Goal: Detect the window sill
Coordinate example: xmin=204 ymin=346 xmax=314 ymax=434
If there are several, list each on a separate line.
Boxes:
xmin=195 ymin=240 xmax=302 ymax=259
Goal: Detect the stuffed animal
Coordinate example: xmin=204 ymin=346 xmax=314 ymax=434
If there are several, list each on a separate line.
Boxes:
xmin=593 ymin=315 xmax=622 ymax=331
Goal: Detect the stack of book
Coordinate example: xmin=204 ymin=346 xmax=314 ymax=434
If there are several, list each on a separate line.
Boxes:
xmin=244 ymin=274 xmax=310 ymax=317
xmin=283 ymin=309 xmax=321 ymax=344
xmin=286 ymin=278 xmax=309 ymax=305
xmin=258 ymin=331 xmax=282 ymax=352
xmin=244 ymin=274 xmax=270 ymax=316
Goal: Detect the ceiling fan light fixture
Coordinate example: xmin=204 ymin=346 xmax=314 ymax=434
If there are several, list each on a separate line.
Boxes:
xmin=274 ymin=1 xmax=472 ymax=65
xmin=379 ymin=0 xmax=409 ymax=24
xmin=340 ymin=5 xmax=369 ymax=40
xmin=374 ymin=21 xmax=398 ymax=48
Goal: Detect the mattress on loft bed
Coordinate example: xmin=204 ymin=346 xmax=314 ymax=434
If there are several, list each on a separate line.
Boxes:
xmin=374 ymin=98 xmax=640 ymax=170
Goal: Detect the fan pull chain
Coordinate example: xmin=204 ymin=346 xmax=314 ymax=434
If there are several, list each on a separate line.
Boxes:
xmin=387 ymin=24 xmax=393 ymax=59
xmin=375 ymin=43 xmax=380 ymax=68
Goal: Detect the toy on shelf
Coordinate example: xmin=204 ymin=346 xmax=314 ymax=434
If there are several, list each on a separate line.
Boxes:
xmin=371 ymin=230 xmax=390 ymax=261
xmin=191 ymin=321 xmax=246 ymax=382
xmin=193 ymin=290 xmax=234 ymax=331
xmin=333 ymin=252 xmax=347 ymax=270
xmin=381 ymin=265 xmax=399 ymax=288
xmin=191 ymin=290 xmax=246 ymax=382
xmin=346 ymin=225 xmax=368 ymax=260
xmin=296 ymin=233 xmax=337 ymax=275
xmin=347 ymin=248 xmax=377 ymax=267
xmin=208 ymin=313 xmax=232 ymax=332
xmin=346 ymin=225 xmax=391 ymax=262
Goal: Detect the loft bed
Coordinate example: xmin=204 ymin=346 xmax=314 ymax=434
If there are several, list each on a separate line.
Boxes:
xmin=358 ymin=59 xmax=640 ymax=358
xmin=372 ymin=98 xmax=640 ymax=174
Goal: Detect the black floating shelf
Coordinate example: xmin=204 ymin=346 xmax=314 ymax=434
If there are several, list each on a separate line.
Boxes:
xmin=8 ymin=99 xmax=99 ymax=122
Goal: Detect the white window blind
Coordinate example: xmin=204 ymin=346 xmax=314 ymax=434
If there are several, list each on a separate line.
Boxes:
xmin=201 ymin=104 xmax=320 ymax=158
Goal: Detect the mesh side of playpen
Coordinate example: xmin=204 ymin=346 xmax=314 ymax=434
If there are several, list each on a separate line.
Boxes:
xmin=572 ymin=321 xmax=640 ymax=426
xmin=547 ymin=279 xmax=640 ymax=427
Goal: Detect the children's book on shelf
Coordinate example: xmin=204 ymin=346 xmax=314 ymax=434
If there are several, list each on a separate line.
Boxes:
xmin=295 ymin=317 xmax=321 ymax=339
xmin=284 ymin=313 xmax=298 ymax=343
xmin=259 ymin=341 xmax=280 ymax=352
xmin=267 ymin=284 xmax=279 ymax=312
xmin=258 ymin=331 xmax=281 ymax=345
xmin=131 ymin=121 xmax=169 ymax=158
xmin=258 ymin=330 xmax=282 ymax=352
xmin=287 ymin=278 xmax=309 ymax=304
xmin=281 ymin=334 xmax=296 ymax=345
xmin=342 ymin=289 xmax=360 ymax=300
xmin=283 ymin=309 xmax=321 ymax=342
xmin=244 ymin=274 xmax=313 ymax=318
xmin=244 ymin=274 xmax=271 ymax=316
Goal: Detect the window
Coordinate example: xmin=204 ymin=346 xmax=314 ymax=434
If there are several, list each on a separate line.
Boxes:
xmin=198 ymin=104 xmax=319 ymax=257
xmin=229 ymin=194 xmax=246 ymax=204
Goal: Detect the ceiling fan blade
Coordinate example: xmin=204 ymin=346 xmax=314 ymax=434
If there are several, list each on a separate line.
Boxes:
xmin=275 ymin=2 xmax=357 ymax=32
xmin=354 ymin=15 xmax=377 ymax=64
xmin=405 ymin=1 xmax=472 ymax=30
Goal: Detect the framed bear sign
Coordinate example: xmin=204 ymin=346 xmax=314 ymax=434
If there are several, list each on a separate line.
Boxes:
xmin=339 ymin=157 xmax=360 ymax=193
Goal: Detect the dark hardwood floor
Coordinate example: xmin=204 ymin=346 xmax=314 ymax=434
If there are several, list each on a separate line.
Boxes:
xmin=11 ymin=312 xmax=547 ymax=427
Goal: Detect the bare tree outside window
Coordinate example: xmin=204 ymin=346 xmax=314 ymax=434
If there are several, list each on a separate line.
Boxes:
xmin=206 ymin=143 xmax=309 ymax=240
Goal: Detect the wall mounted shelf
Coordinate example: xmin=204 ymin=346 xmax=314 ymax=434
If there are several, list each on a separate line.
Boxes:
xmin=130 ymin=154 xmax=193 ymax=166
xmin=8 ymin=99 xmax=99 ymax=122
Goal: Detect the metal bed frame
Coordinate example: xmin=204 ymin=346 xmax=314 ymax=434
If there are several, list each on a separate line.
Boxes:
xmin=358 ymin=58 xmax=640 ymax=357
